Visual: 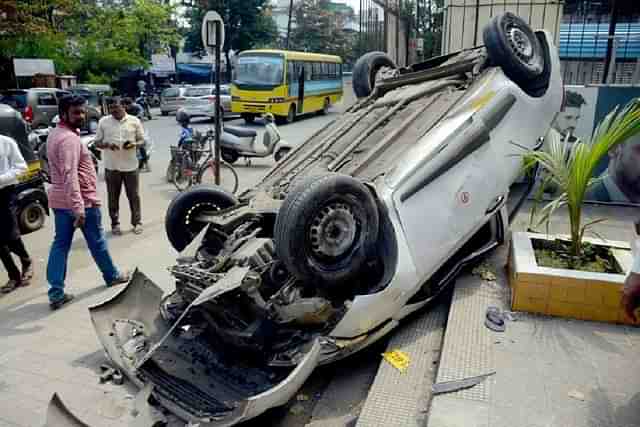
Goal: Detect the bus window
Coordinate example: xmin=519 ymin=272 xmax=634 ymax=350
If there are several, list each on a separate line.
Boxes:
xmin=304 ymin=63 xmax=313 ymax=81
xmin=288 ymin=61 xmax=297 ymax=83
xmin=236 ymin=54 xmax=284 ymax=86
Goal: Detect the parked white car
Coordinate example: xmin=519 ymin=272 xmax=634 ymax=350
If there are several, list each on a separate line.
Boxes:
xmin=180 ymin=84 xmax=234 ymax=120
xmin=78 ymin=13 xmax=562 ymax=427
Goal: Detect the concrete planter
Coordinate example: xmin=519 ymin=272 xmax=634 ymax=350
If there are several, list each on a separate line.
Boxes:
xmin=509 ymin=231 xmax=637 ymax=325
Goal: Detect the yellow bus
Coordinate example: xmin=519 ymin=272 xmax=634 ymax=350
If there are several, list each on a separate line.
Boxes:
xmin=231 ymin=50 xmax=343 ymax=124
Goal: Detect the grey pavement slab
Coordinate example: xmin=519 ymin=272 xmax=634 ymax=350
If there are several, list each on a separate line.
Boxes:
xmin=427 ymin=204 xmax=640 ymax=427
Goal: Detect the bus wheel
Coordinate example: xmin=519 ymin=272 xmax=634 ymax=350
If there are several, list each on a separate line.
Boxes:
xmin=242 ymin=113 xmax=255 ymax=124
xmin=320 ymin=98 xmax=330 ymax=115
xmin=285 ymin=104 xmax=296 ymax=124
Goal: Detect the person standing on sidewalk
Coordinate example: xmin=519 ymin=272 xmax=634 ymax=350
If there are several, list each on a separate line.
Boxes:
xmin=46 ymin=95 xmax=129 ymax=310
xmin=94 ymin=97 xmax=145 ymax=235
xmin=0 ymin=134 xmax=33 ymax=293
xmin=622 ymin=219 xmax=640 ymax=322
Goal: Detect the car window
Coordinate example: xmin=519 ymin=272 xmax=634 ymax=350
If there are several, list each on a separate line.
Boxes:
xmin=0 ymin=91 xmax=28 ymax=109
xmin=184 ymin=87 xmax=213 ymax=97
xmin=163 ymin=88 xmax=180 ymax=98
xmin=37 ymin=93 xmax=57 ymax=106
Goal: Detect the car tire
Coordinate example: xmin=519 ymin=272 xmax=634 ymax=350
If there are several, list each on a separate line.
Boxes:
xmin=18 ymin=201 xmax=46 ymax=234
xmin=274 ymin=147 xmax=291 ymax=162
xmin=165 ymin=185 xmax=238 ymax=252
xmin=274 ymin=173 xmax=380 ymax=289
xmin=483 ymin=12 xmax=546 ymax=89
xmin=352 ymin=51 xmax=397 ymax=99
xmin=221 ymin=148 xmax=239 ymax=164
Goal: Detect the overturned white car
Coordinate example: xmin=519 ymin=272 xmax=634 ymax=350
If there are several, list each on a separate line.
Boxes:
xmin=89 ymin=13 xmax=561 ymax=426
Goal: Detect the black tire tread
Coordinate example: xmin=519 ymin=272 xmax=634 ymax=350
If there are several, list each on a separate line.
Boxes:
xmin=352 ymin=51 xmax=396 ymax=99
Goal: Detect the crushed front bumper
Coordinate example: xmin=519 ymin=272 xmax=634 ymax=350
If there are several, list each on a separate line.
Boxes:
xmin=88 ymin=270 xmax=321 ymax=426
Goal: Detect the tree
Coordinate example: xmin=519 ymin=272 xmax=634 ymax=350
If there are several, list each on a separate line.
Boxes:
xmin=290 ymin=0 xmax=354 ymax=60
xmin=183 ymin=0 xmax=278 ymax=80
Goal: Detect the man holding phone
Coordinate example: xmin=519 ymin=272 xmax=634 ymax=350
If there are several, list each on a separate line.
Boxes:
xmin=46 ymin=95 xmax=129 ymax=310
xmin=95 ymin=97 xmax=145 ymax=235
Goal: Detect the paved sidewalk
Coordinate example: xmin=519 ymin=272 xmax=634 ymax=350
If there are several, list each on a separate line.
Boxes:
xmin=0 ymin=218 xmax=180 ymax=426
xmin=427 ymin=204 xmax=640 ymax=427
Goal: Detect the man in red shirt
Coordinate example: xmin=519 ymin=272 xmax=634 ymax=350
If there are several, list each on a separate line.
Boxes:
xmin=46 ymin=95 xmax=129 ymax=310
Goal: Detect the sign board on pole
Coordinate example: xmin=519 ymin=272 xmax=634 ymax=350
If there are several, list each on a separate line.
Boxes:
xmin=201 ymin=11 xmax=225 ymax=54
xmin=13 ymin=59 xmax=55 ymax=77
xmin=151 ymin=54 xmax=176 ymax=74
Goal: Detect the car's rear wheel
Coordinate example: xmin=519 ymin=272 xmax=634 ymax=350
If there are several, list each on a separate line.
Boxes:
xmin=352 ymin=52 xmax=397 ymax=98
xmin=274 ymin=173 xmax=380 ymax=289
xmin=165 ymin=185 xmax=238 ymax=252
xmin=483 ymin=12 xmax=545 ymax=87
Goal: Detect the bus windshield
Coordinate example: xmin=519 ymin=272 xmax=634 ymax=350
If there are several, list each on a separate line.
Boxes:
xmin=235 ymin=55 xmax=284 ymax=86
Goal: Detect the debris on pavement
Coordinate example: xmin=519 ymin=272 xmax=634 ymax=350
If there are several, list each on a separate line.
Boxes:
xmin=289 ymin=403 xmax=306 ymax=415
xmin=382 ymin=349 xmax=411 ymax=373
xmin=99 ymin=363 xmax=125 ymax=385
xmin=297 ymin=393 xmax=310 ymax=401
xmin=432 ymin=372 xmax=496 ymax=395
xmin=485 ymin=306 xmax=506 ymax=332
xmin=568 ymin=390 xmax=585 ymax=401
xmin=472 ymin=262 xmax=497 ymax=281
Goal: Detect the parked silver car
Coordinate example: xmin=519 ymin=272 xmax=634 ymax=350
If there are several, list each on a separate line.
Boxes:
xmin=180 ymin=84 xmax=234 ymax=119
xmin=160 ymin=86 xmax=188 ymax=116
xmin=80 ymin=13 xmax=562 ymax=427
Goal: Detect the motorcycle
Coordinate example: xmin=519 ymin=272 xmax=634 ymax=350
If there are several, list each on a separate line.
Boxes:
xmin=136 ymin=91 xmax=153 ymax=121
xmin=217 ymin=113 xmax=294 ymax=165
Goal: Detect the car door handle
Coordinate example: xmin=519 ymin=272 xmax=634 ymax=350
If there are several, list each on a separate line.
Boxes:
xmin=486 ymin=194 xmax=505 ymax=215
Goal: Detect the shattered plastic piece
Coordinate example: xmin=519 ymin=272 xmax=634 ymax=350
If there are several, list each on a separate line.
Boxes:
xmin=432 ymin=372 xmax=496 ymax=395
xmin=382 ymin=349 xmax=411 ymax=373
xmin=296 ymin=393 xmax=310 ymax=401
xmin=568 ymin=390 xmax=585 ymax=401
xmin=472 ymin=262 xmax=497 ymax=281
xmin=45 ymin=393 xmax=90 ymax=426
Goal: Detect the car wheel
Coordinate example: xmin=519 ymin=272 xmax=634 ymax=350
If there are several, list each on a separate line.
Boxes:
xmin=483 ymin=12 xmax=545 ymax=85
xmin=221 ymin=148 xmax=239 ymax=164
xmin=165 ymin=185 xmax=238 ymax=252
xmin=18 ymin=201 xmax=46 ymax=234
xmin=274 ymin=173 xmax=380 ymax=289
xmin=274 ymin=147 xmax=291 ymax=162
xmin=352 ymin=51 xmax=397 ymax=98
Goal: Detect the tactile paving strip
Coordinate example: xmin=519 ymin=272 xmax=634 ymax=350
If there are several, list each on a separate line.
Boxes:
xmin=356 ymin=303 xmax=447 ymax=427
xmin=432 ymin=273 xmax=506 ymax=402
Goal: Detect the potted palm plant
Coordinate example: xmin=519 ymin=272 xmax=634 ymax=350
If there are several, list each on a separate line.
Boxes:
xmin=509 ymin=98 xmax=640 ymax=324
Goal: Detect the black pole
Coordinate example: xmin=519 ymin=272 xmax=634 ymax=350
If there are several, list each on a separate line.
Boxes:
xmin=602 ymin=0 xmax=620 ymax=84
xmin=286 ymin=0 xmax=294 ymax=50
xmin=214 ymin=21 xmax=222 ymax=185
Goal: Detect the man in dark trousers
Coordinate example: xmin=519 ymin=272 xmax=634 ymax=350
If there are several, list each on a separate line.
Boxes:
xmin=94 ymin=97 xmax=145 ymax=235
xmin=0 ymin=134 xmax=33 ymax=292
xmin=46 ymin=95 xmax=129 ymax=310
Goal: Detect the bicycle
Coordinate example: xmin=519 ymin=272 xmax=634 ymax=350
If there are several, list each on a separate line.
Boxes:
xmin=169 ymin=131 xmax=239 ymax=194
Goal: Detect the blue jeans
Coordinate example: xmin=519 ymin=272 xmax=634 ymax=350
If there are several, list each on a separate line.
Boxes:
xmin=47 ymin=207 xmax=120 ymax=303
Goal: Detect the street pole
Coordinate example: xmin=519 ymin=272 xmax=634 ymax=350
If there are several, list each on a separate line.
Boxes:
xmin=602 ymin=0 xmax=620 ymax=84
xmin=214 ymin=21 xmax=222 ymax=185
xmin=286 ymin=0 xmax=294 ymax=50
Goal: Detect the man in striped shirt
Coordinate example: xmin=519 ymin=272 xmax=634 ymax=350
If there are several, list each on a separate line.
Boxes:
xmin=46 ymin=95 xmax=129 ymax=310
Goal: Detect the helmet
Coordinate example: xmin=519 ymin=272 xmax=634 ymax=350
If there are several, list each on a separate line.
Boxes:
xmin=262 ymin=112 xmax=275 ymax=123
xmin=176 ymin=109 xmax=190 ymax=125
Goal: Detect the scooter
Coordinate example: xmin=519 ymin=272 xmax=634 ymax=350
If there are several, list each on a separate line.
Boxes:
xmin=218 ymin=113 xmax=294 ymax=165
xmin=136 ymin=91 xmax=153 ymax=121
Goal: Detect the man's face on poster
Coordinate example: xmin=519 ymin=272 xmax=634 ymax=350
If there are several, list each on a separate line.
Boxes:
xmin=553 ymin=106 xmax=581 ymax=135
xmin=610 ymin=134 xmax=640 ymax=197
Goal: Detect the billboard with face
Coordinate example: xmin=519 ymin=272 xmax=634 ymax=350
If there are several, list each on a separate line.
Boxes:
xmin=547 ymin=85 xmax=640 ymax=205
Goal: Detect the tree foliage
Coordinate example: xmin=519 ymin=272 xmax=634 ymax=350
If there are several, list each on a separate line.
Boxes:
xmin=290 ymin=0 xmax=355 ymax=61
xmin=0 ymin=0 xmax=180 ymax=86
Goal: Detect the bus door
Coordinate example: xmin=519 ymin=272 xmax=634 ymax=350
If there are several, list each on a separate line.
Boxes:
xmin=297 ymin=65 xmax=305 ymax=114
